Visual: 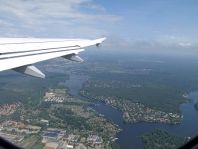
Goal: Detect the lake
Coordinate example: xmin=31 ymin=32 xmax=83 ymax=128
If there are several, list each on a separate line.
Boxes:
xmin=65 ymin=74 xmax=198 ymax=149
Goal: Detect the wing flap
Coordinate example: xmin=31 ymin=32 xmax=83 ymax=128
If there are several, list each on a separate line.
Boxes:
xmin=62 ymin=54 xmax=84 ymax=63
xmin=14 ymin=65 xmax=45 ymax=78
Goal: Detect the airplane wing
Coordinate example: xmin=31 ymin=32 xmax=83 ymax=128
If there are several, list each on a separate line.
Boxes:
xmin=0 ymin=37 xmax=106 ymax=78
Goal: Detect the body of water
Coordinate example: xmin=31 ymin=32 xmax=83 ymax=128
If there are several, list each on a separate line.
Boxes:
xmin=65 ymin=74 xmax=198 ymax=149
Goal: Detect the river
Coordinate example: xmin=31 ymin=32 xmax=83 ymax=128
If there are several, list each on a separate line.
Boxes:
xmin=65 ymin=74 xmax=198 ymax=149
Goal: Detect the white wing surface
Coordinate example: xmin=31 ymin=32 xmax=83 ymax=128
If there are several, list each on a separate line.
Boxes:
xmin=0 ymin=37 xmax=106 ymax=78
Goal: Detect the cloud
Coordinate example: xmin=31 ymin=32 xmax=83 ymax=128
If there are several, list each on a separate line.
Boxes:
xmin=101 ymin=35 xmax=198 ymax=56
xmin=0 ymin=0 xmax=121 ymax=38
xmin=155 ymin=34 xmax=195 ymax=46
xmin=178 ymin=42 xmax=192 ymax=47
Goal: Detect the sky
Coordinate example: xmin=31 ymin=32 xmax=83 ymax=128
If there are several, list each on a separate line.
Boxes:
xmin=0 ymin=0 xmax=198 ymax=51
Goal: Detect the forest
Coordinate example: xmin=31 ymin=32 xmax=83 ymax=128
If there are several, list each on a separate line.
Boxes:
xmin=142 ymin=129 xmax=186 ymax=149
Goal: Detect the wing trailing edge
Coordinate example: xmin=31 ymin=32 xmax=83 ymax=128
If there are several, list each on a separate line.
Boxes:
xmin=0 ymin=37 xmax=106 ymax=78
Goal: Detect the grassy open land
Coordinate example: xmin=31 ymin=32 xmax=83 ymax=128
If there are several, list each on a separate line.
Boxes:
xmin=142 ymin=129 xmax=187 ymax=149
xmin=19 ymin=135 xmax=44 ymax=149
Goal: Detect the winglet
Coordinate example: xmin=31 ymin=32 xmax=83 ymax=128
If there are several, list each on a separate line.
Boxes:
xmin=95 ymin=37 xmax=106 ymax=47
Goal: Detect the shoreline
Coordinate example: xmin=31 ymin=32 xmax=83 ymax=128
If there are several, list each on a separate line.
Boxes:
xmin=65 ymin=74 xmax=198 ymax=149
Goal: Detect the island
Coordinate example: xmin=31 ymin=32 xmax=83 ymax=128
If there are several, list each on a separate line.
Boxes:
xmin=80 ymin=80 xmax=183 ymax=124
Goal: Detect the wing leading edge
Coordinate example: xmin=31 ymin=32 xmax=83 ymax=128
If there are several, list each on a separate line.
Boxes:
xmin=0 ymin=37 xmax=106 ymax=78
